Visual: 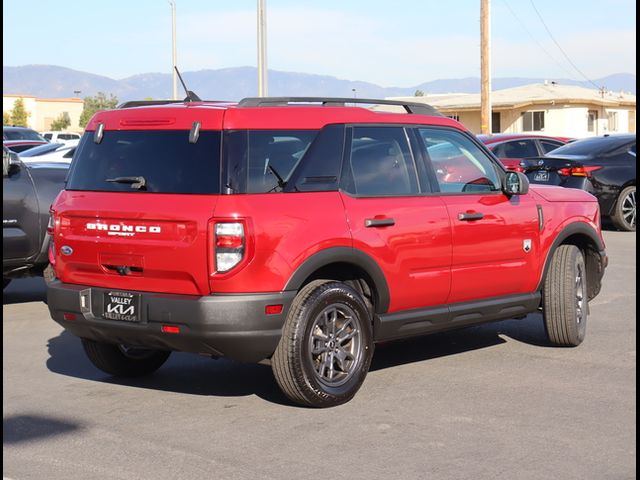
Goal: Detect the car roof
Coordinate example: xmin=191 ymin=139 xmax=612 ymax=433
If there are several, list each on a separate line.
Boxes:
xmin=477 ymin=133 xmax=569 ymax=144
xmin=86 ymin=97 xmax=463 ymax=132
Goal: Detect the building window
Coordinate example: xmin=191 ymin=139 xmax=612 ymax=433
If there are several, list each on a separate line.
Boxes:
xmin=446 ymin=114 xmax=460 ymax=122
xmin=588 ymin=110 xmax=598 ymax=132
xmin=522 ymin=111 xmax=545 ymax=131
xmin=607 ymin=112 xmax=618 ymax=132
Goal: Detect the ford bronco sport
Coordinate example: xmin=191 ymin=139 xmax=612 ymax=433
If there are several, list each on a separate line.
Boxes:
xmin=46 ymin=97 xmax=607 ymax=407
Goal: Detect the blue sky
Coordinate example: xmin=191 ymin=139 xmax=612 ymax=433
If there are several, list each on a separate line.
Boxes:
xmin=3 ymin=0 xmax=636 ymax=86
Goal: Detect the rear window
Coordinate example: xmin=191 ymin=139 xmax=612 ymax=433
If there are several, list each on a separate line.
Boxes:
xmin=66 ymin=130 xmax=221 ymax=194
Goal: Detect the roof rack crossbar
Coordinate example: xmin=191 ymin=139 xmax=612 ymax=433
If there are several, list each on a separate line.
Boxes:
xmin=237 ymin=97 xmax=442 ymax=116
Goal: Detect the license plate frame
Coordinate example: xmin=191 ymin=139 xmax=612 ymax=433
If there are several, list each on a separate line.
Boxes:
xmin=534 ymin=171 xmax=550 ymax=182
xmin=102 ymin=291 xmax=141 ymax=322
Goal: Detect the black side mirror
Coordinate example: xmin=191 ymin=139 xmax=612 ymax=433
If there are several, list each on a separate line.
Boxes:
xmin=503 ymin=171 xmax=529 ymax=196
xmin=2 ymin=148 xmax=20 ymax=177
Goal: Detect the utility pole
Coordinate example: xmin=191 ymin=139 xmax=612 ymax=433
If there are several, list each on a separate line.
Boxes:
xmin=169 ymin=1 xmax=178 ymax=100
xmin=480 ymin=0 xmax=492 ymax=134
xmin=257 ymin=0 xmax=268 ymax=96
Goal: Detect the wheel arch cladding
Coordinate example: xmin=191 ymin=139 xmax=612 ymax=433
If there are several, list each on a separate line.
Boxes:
xmin=539 ymin=222 xmax=605 ymax=300
xmin=284 ymin=247 xmax=390 ymax=314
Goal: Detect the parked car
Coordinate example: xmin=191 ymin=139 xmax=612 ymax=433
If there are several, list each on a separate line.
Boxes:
xmin=3 ymin=146 xmax=68 ymax=288
xmin=46 ymin=97 xmax=607 ymax=407
xmin=41 ymin=131 xmax=82 ymax=145
xmin=523 ymin=134 xmax=636 ymax=231
xmin=3 ymin=126 xmax=49 ymax=153
xmin=479 ymin=133 xmax=570 ymax=171
xmin=19 ymin=142 xmax=77 ymax=163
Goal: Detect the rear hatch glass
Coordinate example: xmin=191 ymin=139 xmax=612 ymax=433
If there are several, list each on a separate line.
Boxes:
xmin=67 ymin=130 xmax=221 ymax=194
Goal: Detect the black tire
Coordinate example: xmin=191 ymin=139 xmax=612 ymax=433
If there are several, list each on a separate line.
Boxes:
xmin=3 ymin=278 xmax=11 ymax=290
xmin=272 ymin=280 xmax=374 ymax=407
xmin=543 ymin=245 xmax=588 ymax=346
xmin=81 ymin=338 xmax=171 ymax=377
xmin=43 ymin=264 xmax=56 ymax=284
xmin=611 ymin=185 xmax=636 ymax=232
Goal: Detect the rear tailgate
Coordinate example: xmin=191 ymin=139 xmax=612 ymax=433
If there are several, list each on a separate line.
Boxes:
xmin=54 ymin=191 xmax=217 ymax=295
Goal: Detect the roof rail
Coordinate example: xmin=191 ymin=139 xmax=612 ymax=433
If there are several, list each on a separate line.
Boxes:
xmin=237 ymin=97 xmax=442 ymax=116
xmin=118 ymin=99 xmax=233 ymax=109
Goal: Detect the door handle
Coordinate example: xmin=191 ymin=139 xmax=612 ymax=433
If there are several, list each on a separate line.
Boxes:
xmin=365 ymin=218 xmax=395 ymax=228
xmin=458 ymin=212 xmax=484 ymax=221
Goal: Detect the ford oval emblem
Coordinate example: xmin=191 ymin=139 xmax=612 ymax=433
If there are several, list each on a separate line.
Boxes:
xmin=61 ymin=246 xmax=74 ymax=256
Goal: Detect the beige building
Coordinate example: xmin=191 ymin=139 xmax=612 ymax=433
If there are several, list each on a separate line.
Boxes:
xmin=3 ymin=94 xmax=84 ymax=133
xmin=390 ymin=83 xmax=636 ymax=138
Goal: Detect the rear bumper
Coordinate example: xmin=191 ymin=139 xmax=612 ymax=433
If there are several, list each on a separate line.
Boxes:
xmin=47 ymin=281 xmax=296 ymax=362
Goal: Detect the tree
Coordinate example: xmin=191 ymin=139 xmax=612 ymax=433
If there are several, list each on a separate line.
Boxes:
xmin=3 ymin=111 xmax=10 ymax=125
xmin=79 ymin=92 xmax=118 ymax=128
xmin=50 ymin=112 xmax=71 ymax=131
xmin=10 ymin=98 xmax=29 ymax=126
xmin=414 ymin=90 xmax=425 ymax=97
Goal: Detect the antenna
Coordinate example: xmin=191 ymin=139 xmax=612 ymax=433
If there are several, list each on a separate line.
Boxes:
xmin=174 ymin=67 xmax=202 ymax=102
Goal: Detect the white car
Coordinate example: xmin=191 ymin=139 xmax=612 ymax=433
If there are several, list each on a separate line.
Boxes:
xmin=19 ymin=142 xmax=77 ymax=163
xmin=41 ymin=131 xmax=82 ymax=145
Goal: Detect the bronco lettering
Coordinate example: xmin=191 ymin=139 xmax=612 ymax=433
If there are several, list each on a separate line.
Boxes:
xmin=86 ymin=222 xmax=161 ymax=233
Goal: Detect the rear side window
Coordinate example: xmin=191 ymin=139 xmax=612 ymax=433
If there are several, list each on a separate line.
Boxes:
xmin=343 ymin=126 xmax=419 ymax=196
xmin=224 ymin=130 xmax=317 ymax=193
xmin=540 ymin=140 xmax=564 ymax=154
xmin=66 ymin=130 xmax=221 ymax=194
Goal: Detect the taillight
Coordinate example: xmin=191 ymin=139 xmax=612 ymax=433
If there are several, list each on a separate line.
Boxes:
xmin=47 ymin=210 xmax=55 ymax=236
xmin=558 ymin=166 xmax=602 ymax=177
xmin=47 ymin=210 xmax=56 ymax=266
xmin=214 ymin=222 xmax=245 ymax=272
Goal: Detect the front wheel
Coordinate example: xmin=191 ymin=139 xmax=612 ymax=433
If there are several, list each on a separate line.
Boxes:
xmin=543 ymin=245 xmax=588 ymax=346
xmin=81 ymin=338 xmax=171 ymax=377
xmin=272 ymin=280 xmax=373 ymax=407
xmin=611 ymin=185 xmax=636 ymax=231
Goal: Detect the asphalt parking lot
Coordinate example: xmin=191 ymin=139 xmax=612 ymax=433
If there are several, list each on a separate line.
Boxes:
xmin=3 ymin=230 xmax=635 ymax=480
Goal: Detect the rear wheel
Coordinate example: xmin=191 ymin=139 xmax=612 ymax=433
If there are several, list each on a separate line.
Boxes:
xmin=543 ymin=245 xmax=588 ymax=346
xmin=272 ymin=280 xmax=373 ymax=407
xmin=611 ymin=186 xmax=636 ymax=231
xmin=81 ymin=338 xmax=171 ymax=377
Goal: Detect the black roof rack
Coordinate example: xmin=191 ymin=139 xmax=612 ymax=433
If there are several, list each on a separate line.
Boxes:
xmin=117 ymin=99 xmax=231 ymax=109
xmin=237 ymin=97 xmax=442 ymax=116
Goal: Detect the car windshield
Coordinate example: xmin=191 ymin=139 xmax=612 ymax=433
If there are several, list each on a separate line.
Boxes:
xmin=3 ymin=128 xmax=47 ymax=141
xmin=19 ymin=143 xmax=65 ymax=157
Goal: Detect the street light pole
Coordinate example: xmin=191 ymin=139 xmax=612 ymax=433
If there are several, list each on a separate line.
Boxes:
xmin=257 ymin=0 xmax=268 ymax=96
xmin=169 ymin=0 xmax=178 ymax=100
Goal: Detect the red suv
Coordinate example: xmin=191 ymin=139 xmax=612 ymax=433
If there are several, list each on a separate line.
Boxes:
xmin=47 ymin=97 xmax=607 ymax=407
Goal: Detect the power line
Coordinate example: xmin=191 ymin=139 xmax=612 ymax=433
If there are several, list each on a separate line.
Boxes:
xmin=529 ymin=0 xmax=602 ymax=90
xmin=499 ymin=0 xmax=576 ymax=79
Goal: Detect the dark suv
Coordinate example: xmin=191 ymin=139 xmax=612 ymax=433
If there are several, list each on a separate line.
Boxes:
xmin=46 ymin=97 xmax=607 ymax=407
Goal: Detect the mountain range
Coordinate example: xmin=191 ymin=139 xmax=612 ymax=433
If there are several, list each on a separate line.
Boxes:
xmin=3 ymin=65 xmax=636 ymax=102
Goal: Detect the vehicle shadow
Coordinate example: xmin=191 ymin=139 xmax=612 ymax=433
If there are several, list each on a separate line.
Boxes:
xmin=45 ymin=313 xmax=551 ymax=406
xmin=3 ymin=414 xmax=83 ymax=445
xmin=2 ymin=277 xmax=46 ymax=305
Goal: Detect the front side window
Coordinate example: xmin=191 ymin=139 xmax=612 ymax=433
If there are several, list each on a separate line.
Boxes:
xmin=343 ymin=126 xmax=419 ymax=196
xmin=522 ymin=111 xmax=545 ymax=132
xmin=418 ymin=128 xmax=501 ymax=193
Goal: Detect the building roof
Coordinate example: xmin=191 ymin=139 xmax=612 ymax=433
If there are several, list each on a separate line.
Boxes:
xmin=389 ymin=83 xmax=636 ymax=111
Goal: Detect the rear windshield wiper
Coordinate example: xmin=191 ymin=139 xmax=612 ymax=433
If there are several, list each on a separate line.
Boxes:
xmin=267 ymin=165 xmax=287 ymax=191
xmin=106 ymin=176 xmax=147 ymax=190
